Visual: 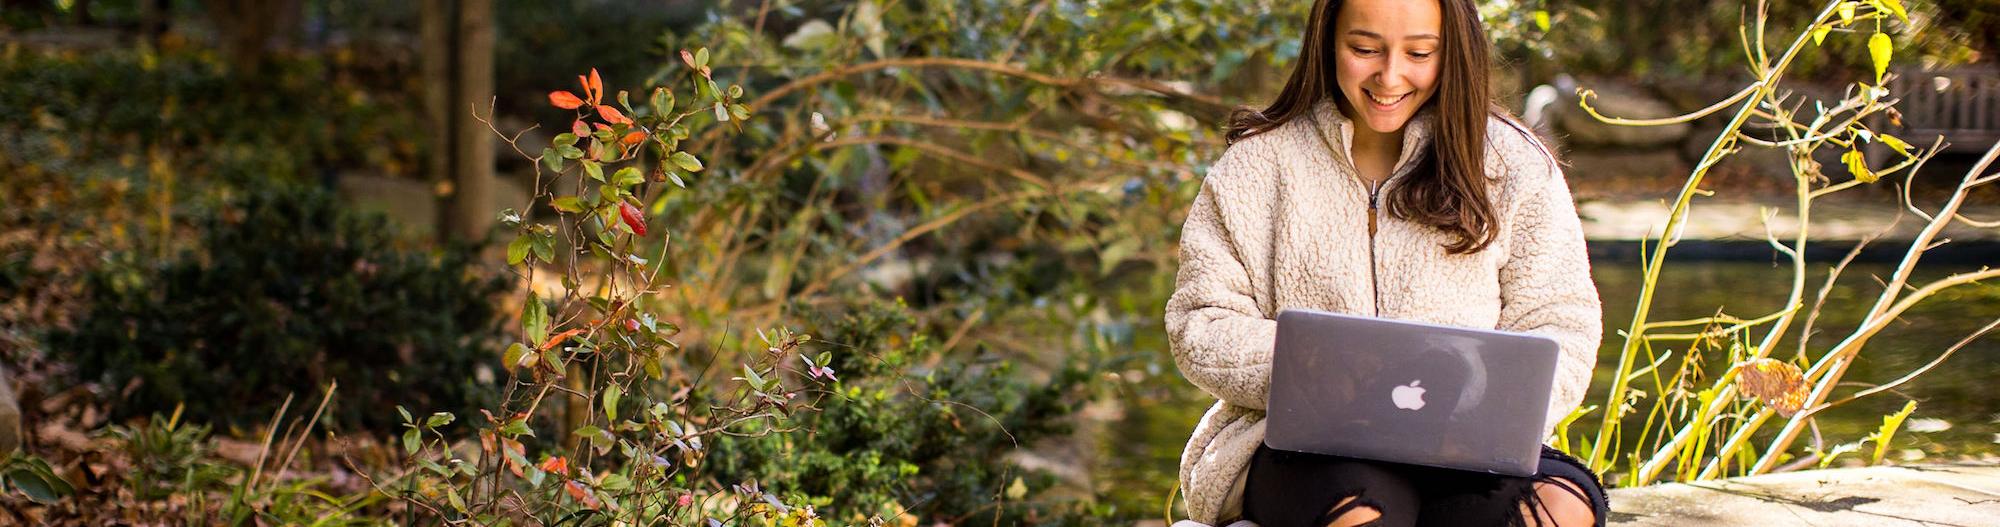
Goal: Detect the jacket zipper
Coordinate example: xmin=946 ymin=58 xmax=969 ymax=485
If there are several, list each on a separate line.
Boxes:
xmin=1366 ymin=178 xmax=1382 ymax=316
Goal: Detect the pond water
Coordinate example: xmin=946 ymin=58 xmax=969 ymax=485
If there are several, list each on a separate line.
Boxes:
xmin=1090 ymin=252 xmax=2000 ymax=515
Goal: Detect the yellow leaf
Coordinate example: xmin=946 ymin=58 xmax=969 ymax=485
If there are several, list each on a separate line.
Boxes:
xmin=1881 ymin=134 xmax=1912 ymax=156
xmin=1812 ymin=26 xmax=1831 ymax=46
xmin=1838 ymin=2 xmax=1856 ymax=25
xmin=1879 ymin=0 xmax=1910 ymax=24
xmin=1843 ymin=148 xmax=1878 ymax=183
xmin=1869 ymin=32 xmax=1893 ymax=84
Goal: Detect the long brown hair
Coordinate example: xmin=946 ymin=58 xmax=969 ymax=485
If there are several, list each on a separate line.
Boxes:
xmin=1226 ymin=0 xmax=1501 ymax=255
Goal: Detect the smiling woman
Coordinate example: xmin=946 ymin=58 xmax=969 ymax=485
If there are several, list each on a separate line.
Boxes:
xmin=1167 ymin=0 xmax=1610 ymax=526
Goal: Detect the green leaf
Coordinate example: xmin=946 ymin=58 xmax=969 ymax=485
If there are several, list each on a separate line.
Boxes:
xmin=611 ymin=167 xmax=645 ymax=187
xmin=552 ymin=196 xmax=586 ymax=213
xmin=5 ymin=467 xmax=69 ymax=504
xmin=694 ymin=47 xmax=709 ymax=70
xmin=532 ymin=234 xmax=554 ymax=264
xmin=398 ymin=405 xmax=413 ymax=424
xmin=670 ymin=151 xmax=704 ymax=172
xmin=501 ymin=418 xmax=534 ymax=437
xmin=1868 ymin=32 xmax=1893 ymax=84
xmin=727 ymin=84 xmax=744 ymax=99
xmin=446 ymin=488 xmax=467 ymax=512
xmin=554 ymin=132 xmax=578 ymax=147
xmin=742 ymin=364 xmax=765 ymax=390
xmin=507 ymin=236 xmax=532 ymax=265
xmin=651 ymin=88 xmax=674 ymax=115
xmin=504 ymin=342 xmax=531 ymax=368
xmin=583 ymin=160 xmax=604 ymax=182
xmin=666 ymin=171 xmax=686 ymax=189
xmin=604 ymin=383 xmax=623 ymax=422
xmin=1871 ymin=400 xmax=1918 ymax=465
xmin=729 ymin=103 xmax=750 ymax=121
xmin=541 ymin=147 xmax=564 ymax=173
xmin=426 ymin=412 xmax=456 ymax=428
xmin=402 ymin=428 xmax=421 ymax=455
xmin=524 ymin=296 xmax=549 ymax=345
xmin=558 ymin=144 xmax=584 ymax=160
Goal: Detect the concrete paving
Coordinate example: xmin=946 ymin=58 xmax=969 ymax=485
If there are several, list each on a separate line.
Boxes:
xmin=1607 ymin=463 xmax=2000 ymax=526
xmin=1577 ymin=199 xmax=2000 ymax=243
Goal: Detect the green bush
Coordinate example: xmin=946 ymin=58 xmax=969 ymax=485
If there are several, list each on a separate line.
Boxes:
xmin=55 ymin=184 xmax=509 ymax=431
xmin=704 ymin=297 xmax=1116 ymax=524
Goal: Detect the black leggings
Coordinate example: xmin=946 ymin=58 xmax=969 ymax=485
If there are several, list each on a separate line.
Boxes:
xmin=1243 ymin=444 xmax=1610 ymax=527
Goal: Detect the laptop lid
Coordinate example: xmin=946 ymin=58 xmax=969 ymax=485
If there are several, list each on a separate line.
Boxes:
xmin=1264 ymin=308 xmax=1561 ymax=476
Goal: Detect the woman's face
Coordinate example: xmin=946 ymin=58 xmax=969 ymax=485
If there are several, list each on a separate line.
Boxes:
xmin=1332 ymin=0 xmax=1443 ymax=134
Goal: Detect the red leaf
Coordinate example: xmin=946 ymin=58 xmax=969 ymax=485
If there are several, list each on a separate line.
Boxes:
xmin=618 ymin=202 xmax=648 ymax=236
xmin=679 ymin=49 xmax=696 ymax=70
xmin=571 ymin=119 xmax=590 ymax=138
xmin=540 ymin=328 xmax=586 ymax=351
xmin=548 ymin=91 xmax=584 ymax=110
xmin=539 ymin=456 xmax=570 ymax=476
xmin=596 ymin=105 xmax=631 ymax=125
xmin=623 ymin=318 xmax=641 ymax=332
xmin=621 ymin=131 xmax=646 ymax=146
xmin=588 ymin=68 xmax=604 ymax=104
xmin=565 ymin=480 xmax=601 ymax=509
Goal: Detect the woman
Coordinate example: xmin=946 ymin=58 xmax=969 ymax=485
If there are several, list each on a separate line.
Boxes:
xmin=1165 ymin=0 xmax=1607 ymax=525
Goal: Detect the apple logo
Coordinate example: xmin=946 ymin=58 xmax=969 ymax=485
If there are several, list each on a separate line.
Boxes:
xmin=1391 ymin=380 xmax=1427 ymax=411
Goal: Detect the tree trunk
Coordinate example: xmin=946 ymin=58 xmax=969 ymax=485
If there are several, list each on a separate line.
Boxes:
xmin=424 ymin=0 xmax=497 ymax=243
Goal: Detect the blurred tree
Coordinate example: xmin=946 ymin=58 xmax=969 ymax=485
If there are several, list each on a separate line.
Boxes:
xmin=423 ymin=0 xmax=497 ymax=242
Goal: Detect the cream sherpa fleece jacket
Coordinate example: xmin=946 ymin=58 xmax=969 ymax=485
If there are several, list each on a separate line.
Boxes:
xmin=1166 ymin=100 xmax=1602 ymax=525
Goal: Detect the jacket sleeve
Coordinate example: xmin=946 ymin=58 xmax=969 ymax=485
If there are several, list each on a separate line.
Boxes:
xmin=1496 ymin=159 xmax=1604 ymax=430
xmin=1165 ymin=146 xmax=1278 ymax=410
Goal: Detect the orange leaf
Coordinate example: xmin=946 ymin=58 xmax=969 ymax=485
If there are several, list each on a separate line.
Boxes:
xmin=539 ymin=456 xmax=570 ymax=476
xmin=540 ymin=328 xmax=586 ymax=351
xmin=576 ymin=74 xmax=593 ymax=104
xmin=596 ymin=105 xmax=631 ymax=125
xmin=588 ymin=69 xmax=604 ymax=104
xmin=621 ymin=131 xmax=646 ymax=146
xmin=548 ymin=91 xmax=584 ymax=110
xmin=593 ymin=123 xmax=612 ymax=132
xmin=565 ymin=480 xmax=601 ymax=509
xmin=1737 ymin=358 xmax=1808 ymax=417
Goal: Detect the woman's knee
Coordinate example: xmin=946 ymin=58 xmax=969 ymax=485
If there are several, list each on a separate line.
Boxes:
xmin=1319 ymin=496 xmax=1382 ymax=527
xmin=1522 ymin=478 xmax=1596 ymax=527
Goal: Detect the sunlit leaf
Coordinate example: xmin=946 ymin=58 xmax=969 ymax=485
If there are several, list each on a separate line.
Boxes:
xmin=1870 ymin=400 xmax=1917 ymax=465
xmin=549 ymin=90 xmax=584 ymax=110
xmin=1868 ymin=32 xmax=1893 ymax=84
xmin=670 ymin=151 xmax=704 ymax=172
xmin=1735 ymin=358 xmax=1808 ymax=416
xmin=1843 ymin=148 xmax=1877 ymax=183
xmin=1879 ymin=0 xmax=1909 ymax=24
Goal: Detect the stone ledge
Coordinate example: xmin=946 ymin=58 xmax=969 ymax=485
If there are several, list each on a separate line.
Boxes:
xmin=1607 ymin=463 xmax=2000 ymax=526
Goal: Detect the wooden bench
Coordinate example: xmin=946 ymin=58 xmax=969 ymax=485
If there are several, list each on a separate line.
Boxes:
xmin=1874 ymin=65 xmax=1999 ymax=157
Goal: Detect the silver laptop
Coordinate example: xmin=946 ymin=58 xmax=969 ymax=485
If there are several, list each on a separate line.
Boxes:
xmin=1264 ymin=308 xmax=1561 ymax=476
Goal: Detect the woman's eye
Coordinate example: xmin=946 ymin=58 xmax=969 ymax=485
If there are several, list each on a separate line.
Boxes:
xmin=1350 ymin=47 xmax=1380 ymax=56
xmin=1409 ymin=51 xmax=1434 ymax=60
